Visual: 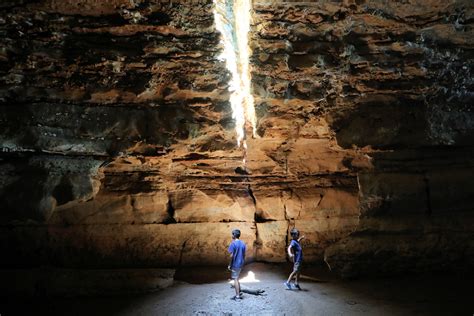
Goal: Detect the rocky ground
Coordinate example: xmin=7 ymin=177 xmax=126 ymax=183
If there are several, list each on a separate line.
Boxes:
xmin=1 ymin=263 xmax=473 ymax=315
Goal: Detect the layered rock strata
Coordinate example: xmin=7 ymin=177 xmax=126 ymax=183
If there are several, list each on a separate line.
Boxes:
xmin=0 ymin=0 xmax=473 ymax=277
xmin=0 ymin=0 xmax=360 ymax=269
xmin=250 ymin=0 xmax=474 ymax=276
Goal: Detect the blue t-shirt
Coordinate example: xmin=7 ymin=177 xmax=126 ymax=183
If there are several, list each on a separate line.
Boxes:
xmin=228 ymin=239 xmax=246 ymax=269
xmin=290 ymin=239 xmax=303 ymax=263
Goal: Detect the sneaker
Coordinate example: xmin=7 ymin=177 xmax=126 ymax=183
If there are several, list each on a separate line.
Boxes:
xmin=284 ymin=281 xmax=292 ymax=290
xmin=231 ymin=295 xmax=242 ymax=301
xmin=294 ymin=284 xmax=302 ymax=290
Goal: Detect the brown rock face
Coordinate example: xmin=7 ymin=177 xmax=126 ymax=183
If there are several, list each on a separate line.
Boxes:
xmin=170 ymin=189 xmax=255 ymax=223
xmin=1 ymin=0 xmax=473 ymax=277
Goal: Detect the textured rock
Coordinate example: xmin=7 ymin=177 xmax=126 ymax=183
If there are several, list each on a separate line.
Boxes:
xmin=256 ymin=221 xmax=288 ymax=262
xmin=49 ymin=191 xmax=170 ymax=225
xmin=1 ymin=268 xmax=175 ymax=296
xmin=251 ymin=0 xmax=474 ymax=276
xmin=358 ymin=172 xmax=428 ymax=216
xmin=326 ymin=147 xmax=474 ymax=276
xmin=131 ymin=191 xmax=170 ymax=222
xmin=50 ymin=194 xmax=134 ymax=225
xmin=0 ymin=0 xmax=473 ymax=277
xmin=1 ymin=222 xmax=256 ymax=268
xmin=252 ymin=0 xmax=474 ymax=149
xmin=170 ymin=189 xmax=255 ymax=223
xmin=294 ymin=216 xmax=359 ymax=262
xmin=287 ymin=139 xmax=350 ymax=174
xmin=254 ymin=190 xmax=286 ymax=221
xmin=285 ymin=188 xmax=359 ymax=220
xmin=324 ymin=228 xmax=474 ymax=278
xmin=0 ymin=156 xmax=103 ymax=222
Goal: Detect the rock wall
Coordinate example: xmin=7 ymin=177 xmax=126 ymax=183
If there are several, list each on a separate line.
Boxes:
xmin=250 ymin=0 xmax=474 ymax=276
xmin=1 ymin=0 xmax=473 ymax=276
xmin=0 ymin=0 xmax=358 ymax=268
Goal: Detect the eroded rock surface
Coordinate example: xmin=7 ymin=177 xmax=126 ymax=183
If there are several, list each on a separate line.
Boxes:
xmin=0 ymin=0 xmax=473 ymax=276
xmin=249 ymin=0 xmax=474 ymax=276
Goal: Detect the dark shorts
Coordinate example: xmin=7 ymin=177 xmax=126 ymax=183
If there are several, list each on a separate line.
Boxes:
xmin=230 ymin=268 xmax=241 ymax=280
xmin=293 ymin=261 xmax=302 ymax=273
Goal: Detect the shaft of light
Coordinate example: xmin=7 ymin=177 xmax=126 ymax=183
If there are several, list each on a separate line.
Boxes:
xmin=213 ymin=0 xmax=256 ymax=148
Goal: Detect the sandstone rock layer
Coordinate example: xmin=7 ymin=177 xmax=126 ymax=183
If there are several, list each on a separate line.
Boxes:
xmin=1 ymin=0 xmax=473 ymax=276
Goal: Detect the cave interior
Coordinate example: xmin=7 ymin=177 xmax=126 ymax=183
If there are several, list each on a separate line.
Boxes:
xmin=0 ymin=0 xmax=473 ymax=314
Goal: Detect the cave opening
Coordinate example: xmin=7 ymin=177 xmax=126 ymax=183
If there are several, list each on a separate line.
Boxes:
xmin=213 ymin=0 xmax=257 ymax=152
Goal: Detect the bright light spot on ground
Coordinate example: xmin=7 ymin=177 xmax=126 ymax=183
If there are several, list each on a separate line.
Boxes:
xmin=240 ymin=271 xmax=260 ymax=283
xmin=228 ymin=271 xmax=260 ymax=283
xmin=213 ymin=0 xmax=257 ymax=149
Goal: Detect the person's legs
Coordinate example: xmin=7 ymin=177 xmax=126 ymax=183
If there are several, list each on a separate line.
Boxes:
xmin=284 ymin=270 xmax=295 ymax=289
xmin=231 ymin=268 xmax=242 ymax=299
xmin=294 ymin=272 xmax=301 ymax=289
xmin=294 ymin=262 xmax=302 ymax=289
xmin=234 ymin=279 xmax=241 ymax=297
xmin=286 ymin=271 xmax=296 ymax=283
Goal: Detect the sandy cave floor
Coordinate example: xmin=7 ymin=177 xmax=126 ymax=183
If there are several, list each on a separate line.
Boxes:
xmin=1 ymin=262 xmax=473 ymax=315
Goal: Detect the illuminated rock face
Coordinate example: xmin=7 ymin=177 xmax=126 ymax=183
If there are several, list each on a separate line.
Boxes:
xmin=0 ymin=0 xmax=473 ymax=276
xmin=252 ymin=0 xmax=474 ymax=276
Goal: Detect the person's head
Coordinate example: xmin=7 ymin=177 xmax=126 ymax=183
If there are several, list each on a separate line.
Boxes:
xmin=232 ymin=229 xmax=241 ymax=239
xmin=290 ymin=228 xmax=300 ymax=240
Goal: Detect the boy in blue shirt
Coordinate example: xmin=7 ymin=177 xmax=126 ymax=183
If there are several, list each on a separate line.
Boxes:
xmin=228 ymin=228 xmax=246 ymax=300
xmin=284 ymin=228 xmax=305 ymax=290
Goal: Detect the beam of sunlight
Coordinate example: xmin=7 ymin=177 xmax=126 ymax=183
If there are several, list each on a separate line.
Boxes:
xmin=213 ymin=0 xmax=257 ymax=150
